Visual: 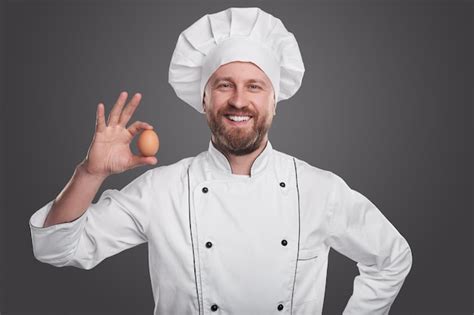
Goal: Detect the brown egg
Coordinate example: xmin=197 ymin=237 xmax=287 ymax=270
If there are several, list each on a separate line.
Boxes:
xmin=137 ymin=129 xmax=160 ymax=156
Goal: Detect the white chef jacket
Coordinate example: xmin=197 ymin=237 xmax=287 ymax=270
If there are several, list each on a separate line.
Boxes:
xmin=29 ymin=140 xmax=412 ymax=315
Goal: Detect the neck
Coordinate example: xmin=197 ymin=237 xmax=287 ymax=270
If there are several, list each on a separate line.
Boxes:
xmin=212 ymin=136 xmax=268 ymax=176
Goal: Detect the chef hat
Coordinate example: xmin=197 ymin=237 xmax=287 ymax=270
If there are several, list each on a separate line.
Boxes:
xmin=168 ymin=7 xmax=305 ymax=114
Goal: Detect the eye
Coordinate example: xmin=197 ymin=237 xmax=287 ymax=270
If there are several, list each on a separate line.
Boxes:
xmin=217 ymin=82 xmax=232 ymax=88
xmin=249 ymin=84 xmax=262 ymax=90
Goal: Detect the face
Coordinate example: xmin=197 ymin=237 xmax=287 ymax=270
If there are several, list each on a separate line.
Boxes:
xmin=203 ymin=61 xmax=275 ymax=156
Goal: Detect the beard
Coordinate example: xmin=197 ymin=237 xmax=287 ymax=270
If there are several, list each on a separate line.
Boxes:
xmin=206 ymin=105 xmax=272 ymax=156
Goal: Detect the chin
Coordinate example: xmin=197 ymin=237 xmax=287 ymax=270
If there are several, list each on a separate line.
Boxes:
xmin=221 ymin=135 xmax=263 ymax=156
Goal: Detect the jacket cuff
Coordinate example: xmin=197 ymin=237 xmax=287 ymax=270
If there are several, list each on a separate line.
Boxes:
xmin=29 ymin=200 xmax=88 ymax=266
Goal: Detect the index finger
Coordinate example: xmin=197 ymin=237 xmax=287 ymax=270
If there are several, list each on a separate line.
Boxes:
xmin=107 ymin=91 xmax=128 ymax=126
xmin=95 ymin=103 xmax=106 ymax=133
xmin=119 ymin=93 xmax=142 ymax=127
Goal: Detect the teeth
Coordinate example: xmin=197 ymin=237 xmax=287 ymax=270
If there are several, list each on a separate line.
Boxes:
xmin=228 ymin=115 xmax=250 ymax=122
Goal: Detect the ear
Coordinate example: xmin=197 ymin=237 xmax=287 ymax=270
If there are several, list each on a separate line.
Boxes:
xmin=202 ymin=93 xmax=207 ymax=113
xmin=272 ymin=95 xmax=277 ymax=116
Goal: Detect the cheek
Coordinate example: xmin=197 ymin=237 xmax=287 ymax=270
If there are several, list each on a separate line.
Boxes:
xmin=204 ymin=100 xmax=218 ymax=118
xmin=211 ymin=91 xmax=229 ymax=103
xmin=254 ymin=96 xmax=274 ymax=116
xmin=254 ymin=93 xmax=273 ymax=107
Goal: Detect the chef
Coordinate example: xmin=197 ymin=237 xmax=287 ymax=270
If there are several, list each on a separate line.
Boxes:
xmin=29 ymin=7 xmax=413 ymax=315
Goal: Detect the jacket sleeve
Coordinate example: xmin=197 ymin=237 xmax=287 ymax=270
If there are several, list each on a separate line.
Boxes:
xmin=324 ymin=173 xmax=413 ymax=315
xmin=28 ymin=169 xmax=154 ymax=270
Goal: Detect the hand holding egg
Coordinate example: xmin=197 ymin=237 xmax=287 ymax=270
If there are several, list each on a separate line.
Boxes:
xmin=81 ymin=91 xmax=159 ymax=178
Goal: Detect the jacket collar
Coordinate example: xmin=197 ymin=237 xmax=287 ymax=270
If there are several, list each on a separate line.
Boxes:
xmin=207 ymin=139 xmax=273 ymax=177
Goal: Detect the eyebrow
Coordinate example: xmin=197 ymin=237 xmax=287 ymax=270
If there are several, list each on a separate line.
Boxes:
xmin=212 ymin=77 xmax=268 ymax=87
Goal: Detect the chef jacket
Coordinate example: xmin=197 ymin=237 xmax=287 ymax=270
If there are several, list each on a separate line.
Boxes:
xmin=29 ymin=139 xmax=413 ymax=315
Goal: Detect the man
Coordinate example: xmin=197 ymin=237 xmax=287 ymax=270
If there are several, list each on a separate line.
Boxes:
xmin=29 ymin=7 xmax=412 ymax=315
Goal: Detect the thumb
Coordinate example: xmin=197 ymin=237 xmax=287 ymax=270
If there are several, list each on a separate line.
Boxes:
xmin=131 ymin=155 xmax=158 ymax=168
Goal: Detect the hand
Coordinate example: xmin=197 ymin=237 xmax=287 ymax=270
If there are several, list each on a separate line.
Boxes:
xmin=80 ymin=91 xmax=158 ymax=178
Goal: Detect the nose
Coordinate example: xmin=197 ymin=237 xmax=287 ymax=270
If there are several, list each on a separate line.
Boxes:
xmin=228 ymin=88 xmax=248 ymax=109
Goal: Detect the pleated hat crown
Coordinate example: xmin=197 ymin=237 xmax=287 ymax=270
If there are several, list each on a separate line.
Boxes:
xmin=168 ymin=7 xmax=305 ymax=113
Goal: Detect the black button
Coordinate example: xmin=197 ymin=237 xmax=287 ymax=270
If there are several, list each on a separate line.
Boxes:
xmin=206 ymin=241 xmax=213 ymax=248
xmin=279 ymin=182 xmax=286 ymax=188
xmin=211 ymin=304 xmax=219 ymax=311
xmin=202 ymin=187 xmax=209 ymax=193
xmin=277 ymin=304 xmax=284 ymax=311
xmin=281 ymin=239 xmax=288 ymax=246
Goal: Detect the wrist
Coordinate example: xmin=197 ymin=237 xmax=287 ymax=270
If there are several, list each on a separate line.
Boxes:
xmin=76 ymin=161 xmax=109 ymax=182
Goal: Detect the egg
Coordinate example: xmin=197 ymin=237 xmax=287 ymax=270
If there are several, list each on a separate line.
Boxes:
xmin=137 ymin=129 xmax=160 ymax=156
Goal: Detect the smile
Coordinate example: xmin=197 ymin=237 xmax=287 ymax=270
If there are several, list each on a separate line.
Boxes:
xmin=224 ymin=115 xmax=252 ymax=125
xmin=227 ymin=115 xmax=250 ymax=122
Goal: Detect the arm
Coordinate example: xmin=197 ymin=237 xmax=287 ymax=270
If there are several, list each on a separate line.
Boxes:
xmin=45 ymin=91 xmax=156 ymax=228
xmin=29 ymin=91 xmax=157 ymax=269
xmin=43 ymin=161 xmax=107 ymax=228
xmin=324 ymin=173 xmax=413 ymax=315
xmin=29 ymin=168 xmax=155 ymax=270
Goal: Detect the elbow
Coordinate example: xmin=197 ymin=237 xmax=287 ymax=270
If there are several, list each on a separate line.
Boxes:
xmin=378 ymin=240 xmax=413 ymax=281
xmin=33 ymin=253 xmax=71 ymax=268
xmin=403 ymin=244 xmax=413 ymax=278
xmin=388 ymin=242 xmax=413 ymax=281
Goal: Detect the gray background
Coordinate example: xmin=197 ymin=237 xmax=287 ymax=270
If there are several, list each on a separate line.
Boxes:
xmin=2 ymin=0 xmax=473 ymax=314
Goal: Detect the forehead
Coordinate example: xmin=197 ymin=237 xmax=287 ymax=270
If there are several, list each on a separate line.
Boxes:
xmin=210 ymin=61 xmax=271 ymax=83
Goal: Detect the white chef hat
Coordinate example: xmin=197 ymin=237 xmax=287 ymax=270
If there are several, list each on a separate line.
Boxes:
xmin=168 ymin=7 xmax=305 ymax=114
